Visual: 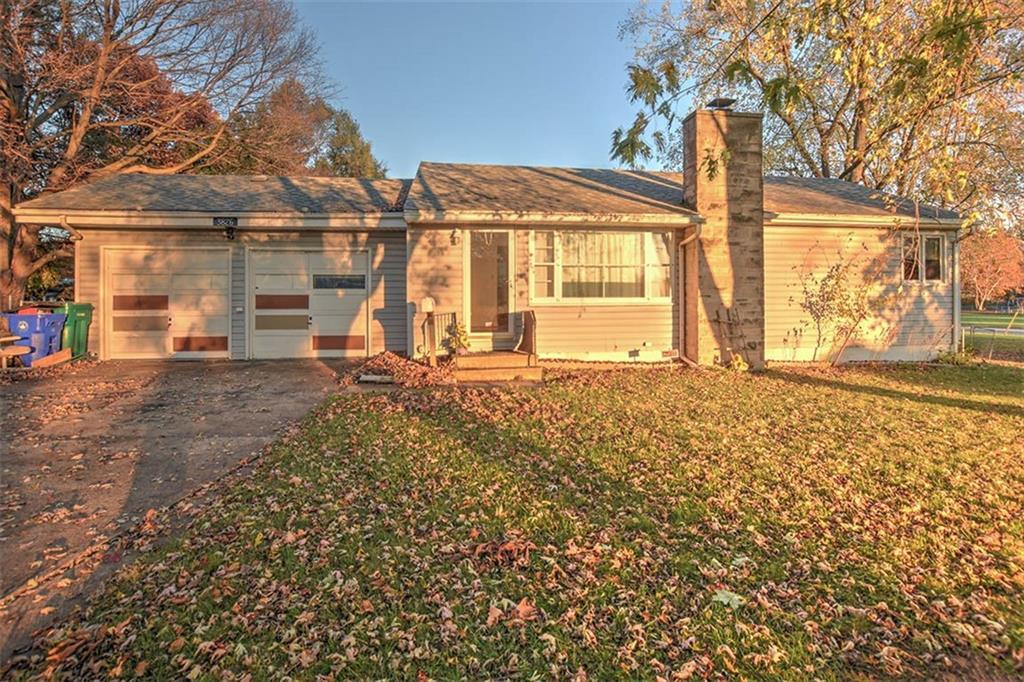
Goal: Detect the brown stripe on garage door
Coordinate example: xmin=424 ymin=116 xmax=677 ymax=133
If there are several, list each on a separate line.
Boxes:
xmin=255 ymin=315 xmax=308 ymax=330
xmin=112 ymin=316 xmax=166 ymax=331
xmin=255 ymin=294 xmax=308 ymax=309
xmin=173 ymin=336 xmax=228 ymax=352
xmin=113 ymin=294 xmax=168 ymax=310
xmin=313 ymin=335 xmax=365 ymax=350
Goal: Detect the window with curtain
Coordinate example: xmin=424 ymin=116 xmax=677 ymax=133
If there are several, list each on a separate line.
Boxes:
xmin=532 ymin=230 xmax=673 ymax=301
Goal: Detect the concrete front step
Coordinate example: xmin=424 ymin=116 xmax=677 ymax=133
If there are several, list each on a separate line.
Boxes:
xmin=454 ymin=366 xmax=544 ymax=383
xmin=454 ymin=351 xmax=536 ymax=369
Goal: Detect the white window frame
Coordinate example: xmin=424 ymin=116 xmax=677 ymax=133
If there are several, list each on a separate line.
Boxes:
xmin=901 ymin=232 xmax=946 ymax=284
xmin=528 ymin=230 xmax=674 ymax=305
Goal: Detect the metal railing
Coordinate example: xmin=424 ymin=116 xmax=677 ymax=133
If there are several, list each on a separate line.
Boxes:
xmin=432 ymin=311 xmax=459 ymax=355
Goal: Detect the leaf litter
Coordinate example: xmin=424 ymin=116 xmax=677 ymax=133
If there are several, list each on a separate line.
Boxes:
xmin=5 ymin=362 xmax=1024 ymax=679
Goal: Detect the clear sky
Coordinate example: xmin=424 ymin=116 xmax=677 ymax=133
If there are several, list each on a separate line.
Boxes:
xmin=294 ymin=1 xmax=650 ymax=179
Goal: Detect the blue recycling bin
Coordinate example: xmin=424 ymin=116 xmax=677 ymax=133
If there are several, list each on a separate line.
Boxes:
xmin=3 ymin=313 xmax=66 ymax=367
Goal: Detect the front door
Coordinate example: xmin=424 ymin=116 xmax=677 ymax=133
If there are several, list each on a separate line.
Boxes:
xmin=468 ymin=230 xmax=512 ymax=337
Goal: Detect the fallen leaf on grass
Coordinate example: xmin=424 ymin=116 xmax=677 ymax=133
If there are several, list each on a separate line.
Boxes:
xmin=486 ymin=605 xmax=503 ymax=627
xmin=712 ymin=589 xmax=745 ymax=610
xmin=514 ymin=598 xmax=537 ymax=622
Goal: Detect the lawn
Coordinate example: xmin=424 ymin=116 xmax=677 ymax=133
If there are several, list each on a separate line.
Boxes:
xmin=961 ymin=311 xmax=1024 ymax=330
xmin=13 ymin=364 xmax=1024 ymax=679
xmin=966 ymin=330 xmax=1024 ymax=361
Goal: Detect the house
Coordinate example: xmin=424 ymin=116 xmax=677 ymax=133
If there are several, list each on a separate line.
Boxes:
xmin=13 ymin=105 xmax=962 ymax=368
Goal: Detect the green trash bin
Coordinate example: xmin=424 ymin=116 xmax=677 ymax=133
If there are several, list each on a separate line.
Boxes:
xmin=57 ymin=302 xmax=94 ymax=358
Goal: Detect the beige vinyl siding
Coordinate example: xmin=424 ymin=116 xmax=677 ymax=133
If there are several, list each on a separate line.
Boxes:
xmin=406 ymin=227 xmax=463 ymax=356
xmin=75 ymin=227 xmax=407 ymax=359
xmin=763 ymin=224 xmax=956 ymax=362
xmin=513 ymin=230 xmax=678 ymax=359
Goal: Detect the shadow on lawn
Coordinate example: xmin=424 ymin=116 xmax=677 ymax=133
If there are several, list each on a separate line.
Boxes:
xmin=768 ymin=368 xmax=1024 ymax=419
xmin=388 ymin=390 xmax=666 ymax=541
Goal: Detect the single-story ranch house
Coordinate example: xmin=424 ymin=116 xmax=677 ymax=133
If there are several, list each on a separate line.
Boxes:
xmin=13 ymin=106 xmax=961 ymax=368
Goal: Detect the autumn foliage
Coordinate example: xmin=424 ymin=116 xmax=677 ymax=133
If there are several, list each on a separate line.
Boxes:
xmin=960 ymin=230 xmax=1024 ymax=309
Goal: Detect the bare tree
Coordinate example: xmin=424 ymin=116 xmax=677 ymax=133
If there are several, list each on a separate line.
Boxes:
xmin=1 ymin=0 xmax=319 ymax=308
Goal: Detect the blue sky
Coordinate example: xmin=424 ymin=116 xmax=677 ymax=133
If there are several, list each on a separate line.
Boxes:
xmin=295 ymin=1 xmax=651 ymax=178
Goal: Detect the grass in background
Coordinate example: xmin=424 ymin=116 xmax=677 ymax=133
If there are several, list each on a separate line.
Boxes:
xmin=961 ymin=311 xmax=1024 ymax=330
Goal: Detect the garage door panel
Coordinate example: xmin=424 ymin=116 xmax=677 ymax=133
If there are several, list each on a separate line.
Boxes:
xmin=309 ymin=294 xmax=363 ymax=315
xmin=308 ymin=252 xmax=361 ymax=270
xmin=112 ymin=294 xmax=169 ymax=311
xmin=250 ymin=249 xmax=368 ymax=359
xmin=251 ymin=251 xmax=308 ymax=274
xmin=110 ymin=273 xmax=171 ymax=294
xmin=108 ymin=251 xmax=168 ymax=270
xmin=109 ymin=333 xmax=168 ymax=357
xmin=172 ymin=273 xmax=229 ymax=291
xmin=112 ymin=315 xmax=167 ymax=332
xmin=172 ymin=336 xmax=228 ymax=352
xmin=172 ymin=292 xmax=230 ymax=315
xmin=253 ymin=273 xmax=307 ymax=290
xmin=172 ymin=314 xmax=229 ymax=334
xmin=255 ymin=314 xmax=308 ymax=331
xmin=252 ymin=336 xmax=311 ymax=358
xmin=106 ymin=248 xmax=230 ymax=359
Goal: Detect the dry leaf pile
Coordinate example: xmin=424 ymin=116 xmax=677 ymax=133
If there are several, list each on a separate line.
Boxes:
xmin=8 ymin=363 xmax=1024 ymax=679
xmin=338 ymin=351 xmax=455 ymax=388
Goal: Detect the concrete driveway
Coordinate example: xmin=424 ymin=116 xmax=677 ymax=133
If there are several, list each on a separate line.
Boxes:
xmin=0 ymin=359 xmax=348 ymax=661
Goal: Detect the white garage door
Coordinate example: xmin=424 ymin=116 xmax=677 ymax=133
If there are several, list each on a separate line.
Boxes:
xmin=103 ymin=247 xmax=231 ymax=359
xmin=249 ymin=249 xmax=369 ymax=358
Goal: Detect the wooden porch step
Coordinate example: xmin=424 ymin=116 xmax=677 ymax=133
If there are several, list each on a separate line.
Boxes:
xmin=454 ymin=366 xmax=544 ymax=383
xmin=454 ymin=351 xmax=536 ymax=369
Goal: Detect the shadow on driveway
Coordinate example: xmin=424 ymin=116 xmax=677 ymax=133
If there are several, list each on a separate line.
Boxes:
xmin=0 ymin=359 xmax=350 ymax=661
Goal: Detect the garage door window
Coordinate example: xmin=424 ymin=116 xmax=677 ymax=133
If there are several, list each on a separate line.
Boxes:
xmin=313 ymin=274 xmax=366 ymax=289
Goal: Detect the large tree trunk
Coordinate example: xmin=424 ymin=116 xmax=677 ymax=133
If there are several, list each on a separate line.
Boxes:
xmin=0 ymin=185 xmax=24 ymax=312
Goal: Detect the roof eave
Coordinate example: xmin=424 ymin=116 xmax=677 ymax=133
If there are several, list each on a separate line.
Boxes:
xmin=403 ymin=209 xmax=703 ymax=227
xmin=764 ymin=211 xmax=961 ymax=228
xmin=13 ymin=207 xmax=408 ymax=230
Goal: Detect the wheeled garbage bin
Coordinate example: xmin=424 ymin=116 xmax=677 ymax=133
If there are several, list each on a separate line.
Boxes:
xmin=57 ymin=303 xmax=94 ymax=358
xmin=2 ymin=313 xmax=66 ymax=367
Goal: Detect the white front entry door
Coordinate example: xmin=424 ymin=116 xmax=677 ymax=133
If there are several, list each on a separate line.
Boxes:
xmin=103 ymin=247 xmax=231 ymax=359
xmin=249 ymin=249 xmax=369 ymax=358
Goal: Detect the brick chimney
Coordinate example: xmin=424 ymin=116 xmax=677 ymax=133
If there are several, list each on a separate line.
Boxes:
xmin=680 ymin=102 xmax=766 ymax=369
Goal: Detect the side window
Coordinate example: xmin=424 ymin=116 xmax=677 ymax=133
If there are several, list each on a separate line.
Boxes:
xmin=533 ymin=231 xmax=555 ymax=298
xmin=902 ymin=234 xmax=920 ymax=281
xmin=923 ymin=236 xmax=943 ymax=281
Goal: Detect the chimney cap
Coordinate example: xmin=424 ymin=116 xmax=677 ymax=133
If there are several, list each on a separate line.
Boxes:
xmin=706 ymin=97 xmax=736 ymax=110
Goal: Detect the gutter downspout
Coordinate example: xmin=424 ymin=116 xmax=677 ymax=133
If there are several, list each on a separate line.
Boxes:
xmin=678 ymin=224 xmax=703 ymax=368
xmin=952 ymin=231 xmax=961 ymax=352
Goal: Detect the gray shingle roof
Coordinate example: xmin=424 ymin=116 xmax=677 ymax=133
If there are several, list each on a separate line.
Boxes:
xmin=761 ymin=175 xmax=959 ymax=220
xmin=17 ymin=174 xmax=411 ymax=213
xmin=409 ymin=162 xmax=958 ymax=222
xmin=16 ymin=164 xmax=960 ymax=223
xmin=406 ymin=162 xmax=699 ymax=217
